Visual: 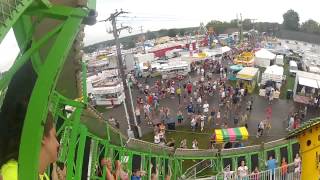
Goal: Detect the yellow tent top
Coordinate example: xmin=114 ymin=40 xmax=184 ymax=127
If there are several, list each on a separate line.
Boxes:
xmin=236 ymin=67 xmax=259 ymax=80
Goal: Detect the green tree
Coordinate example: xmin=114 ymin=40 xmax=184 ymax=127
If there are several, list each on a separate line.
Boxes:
xmin=283 ymin=9 xmax=300 ymax=31
xmin=242 ymin=19 xmax=253 ymax=30
xmin=146 ymin=31 xmax=156 ymax=40
xmin=158 ymin=29 xmax=168 ymax=37
xmin=168 ymin=28 xmax=178 ymax=37
xmin=230 ymin=19 xmax=238 ymax=27
xmin=301 ymin=19 xmax=320 ymax=34
xmin=179 ymin=28 xmax=186 ymax=36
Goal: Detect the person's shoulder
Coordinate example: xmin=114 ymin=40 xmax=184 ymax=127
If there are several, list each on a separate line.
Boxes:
xmin=1 ymin=160 xmax=18 ymax=180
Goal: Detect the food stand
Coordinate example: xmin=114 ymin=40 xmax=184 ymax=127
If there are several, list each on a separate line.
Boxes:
xmin=236 ymin=67 xmax=260 ymax=93
xmin=259 ymin=65 xmax=283 ymax=98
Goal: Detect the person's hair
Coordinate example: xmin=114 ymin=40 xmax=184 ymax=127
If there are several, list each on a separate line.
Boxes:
xmin=43 ymin=112 xmax=55 ymax=138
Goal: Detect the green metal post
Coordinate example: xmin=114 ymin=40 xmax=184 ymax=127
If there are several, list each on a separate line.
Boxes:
xmin=75 ymin=125 xmax=88 ymax=180
xmin=19 ymin=10 xmax=87 ymax=179
xmin=66 ymin=108 xmax=83 ymax=180
xmin=81 ymin=62 xmax=88 ymax=104
xmin=288 ymin=141 xmax=293 ymax=163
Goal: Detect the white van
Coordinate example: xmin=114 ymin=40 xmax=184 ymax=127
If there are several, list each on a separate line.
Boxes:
xmin=289 ymin=61 xmax=298 ymax=76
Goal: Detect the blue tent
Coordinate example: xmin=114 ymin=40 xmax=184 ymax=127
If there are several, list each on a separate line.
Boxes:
xmin=228 ymin=65 xmax=244 ymax=81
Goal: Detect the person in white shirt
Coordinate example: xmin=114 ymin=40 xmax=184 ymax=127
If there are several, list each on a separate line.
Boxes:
xmin=191 ymin=116 xmax=197 ymax=131
xmin=237 ymin=160 xmax=248 ymax=179
xmin=203 ymin=101 xmax=209 ymax=115
xmin=192 ymin=139 xmax=198 ymax=149
xmin=154 ymin=133 xmax=160 ymax=144
xmin=223 ymin=166 xmax=234 ymax=180
xmin=287 ymin=115 xmax=294 ymax=131
xmin=197 ymin=67 xmax=201 ymax=75
xmin=200 ymin=115 xmax=205 ymax=132
xmin=240 ymin=88 xmax=245 ymax=96
xmin=294 ymin=153 xmax=301 ymax=173
xmin=257 ymin=120 xmax=265 ymax=138
xmin=216 ymin=110 xmax=221 ymax=126
xmin=221 ymin=91 xmax=226 ymax=99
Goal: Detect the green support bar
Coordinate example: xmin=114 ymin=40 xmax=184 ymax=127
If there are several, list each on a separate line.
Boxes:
xmin=18 ymin=8 xmax=87 ymax=179
xmin=81 ymin=62 xmax=88 ymax=104
xmin=75 ymin=125 xmax=88 ymax=180
xmin=0 ymin=23 xmax=63 ymax=90
xmin=66 ymin=108 xmax=83 ymax=180
xmin=0 ymin=0 xmax=40 ymax=42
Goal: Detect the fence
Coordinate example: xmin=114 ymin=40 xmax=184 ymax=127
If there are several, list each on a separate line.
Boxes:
xmin=212 ymin=162 xmax=301 ymax=180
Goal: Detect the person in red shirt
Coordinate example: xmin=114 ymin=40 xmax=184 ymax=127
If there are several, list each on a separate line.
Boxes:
xmin=187 ymin=83 xmax=192 ymax=95
xmin=266 ymin=106 xmax=272 ymax=120
xmin=148 ymin=95 xmax=153 ymax=105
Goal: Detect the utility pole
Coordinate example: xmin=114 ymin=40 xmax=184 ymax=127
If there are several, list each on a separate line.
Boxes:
xmin=139 ymin=26 xmax=146 ymax=54
xmin=101 ymin=10 xmax=140 ymax=138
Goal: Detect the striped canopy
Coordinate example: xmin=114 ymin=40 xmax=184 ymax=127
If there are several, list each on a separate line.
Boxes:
xmin=213 ymin=127 xmax=249 ymax=142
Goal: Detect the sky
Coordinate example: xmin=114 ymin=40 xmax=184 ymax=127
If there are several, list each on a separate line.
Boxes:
xmin=84 ymin=0 xmax=320 ymax=45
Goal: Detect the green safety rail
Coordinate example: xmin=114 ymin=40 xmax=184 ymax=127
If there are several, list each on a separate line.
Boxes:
xmin=0 ymin=0 xmax=301 ymax=179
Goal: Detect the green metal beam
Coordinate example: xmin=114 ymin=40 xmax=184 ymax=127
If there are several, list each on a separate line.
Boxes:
xmin=0 ymin=0 xmax=35 ymax=42
xmin=81 ymin=62 xmax=88 ymax=104
xmin=18 ymin=9 xmax=87 ymax=179
xmin=0 ymin=23 xmax=63 ymax=91
xmin=13 ymin=15 xmax=44 ymax=74
xmin=26 ymin=5 xmax=88 ymax=20
xmin=75 ymin=125 xmax=87 ymax=179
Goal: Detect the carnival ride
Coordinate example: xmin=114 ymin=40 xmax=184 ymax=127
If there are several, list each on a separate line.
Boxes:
xmin=0 ymin=0 xmax=316 ymax=179
xmin=233 ymin=52 xmax=255 ymax=66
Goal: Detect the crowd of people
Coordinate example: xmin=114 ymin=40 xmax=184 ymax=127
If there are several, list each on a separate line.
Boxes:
xmin=223 ymin=154 xmax=301 ymax=180
xmin=129 ymin=54 xmax=263 ymax=149
xmin=97 ymin=158 xmax=172 ymax=180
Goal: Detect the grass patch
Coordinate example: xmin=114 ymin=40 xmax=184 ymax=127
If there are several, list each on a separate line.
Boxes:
xmin=280 ymin=60 xmax=295 ymax=99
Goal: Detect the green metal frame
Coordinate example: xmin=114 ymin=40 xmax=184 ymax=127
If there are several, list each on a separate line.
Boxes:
xmin=0 ymin=1 xmax=304 ymax=180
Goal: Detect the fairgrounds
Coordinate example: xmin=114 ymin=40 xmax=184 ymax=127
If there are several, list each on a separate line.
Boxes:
xmin=98 ymin=58 xmax=320 ymax=150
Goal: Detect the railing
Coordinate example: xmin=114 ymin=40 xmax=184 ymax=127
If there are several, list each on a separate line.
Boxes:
xmin=212 ymin=162 xmax=301 ymax=180
xmin=180 ymin=159 xmax=215 ymax=179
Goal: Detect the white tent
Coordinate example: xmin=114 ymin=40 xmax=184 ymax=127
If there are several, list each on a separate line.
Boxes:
xmin=254 ymin=48 xmax=276 ymax=67
xmin=261 ymin=65 xmax=284 ymax=84
xmin=220 ymin=46 xmax=231 ymax=54
xmin=275 ymin=55 xmax=284 ymax=66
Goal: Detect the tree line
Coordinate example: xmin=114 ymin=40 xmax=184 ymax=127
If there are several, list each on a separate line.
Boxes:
xmin=84 ymin=9 xmax=320 ymax=53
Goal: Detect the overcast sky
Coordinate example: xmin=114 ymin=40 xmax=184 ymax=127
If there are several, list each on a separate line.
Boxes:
xmin=84 ymin=0 xmax=320 ymax=45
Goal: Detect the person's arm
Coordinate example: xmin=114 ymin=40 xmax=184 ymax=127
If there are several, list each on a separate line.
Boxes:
xmin=114 ymin=160 xmax=121 ymax=180
xmin=106 ymin=167 xmax=114 ymax=180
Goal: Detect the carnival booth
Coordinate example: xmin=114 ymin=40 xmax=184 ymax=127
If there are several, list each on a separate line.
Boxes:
xmin=233 ymin=52 xmax=255 ymax=66
xmin=236 ymin=67 xmax=260 ymax=93
xmin=254 ymin=48 xmax=276 ymax=68
xmin=213 ymin=127 xmax=249 ymax=142
xmin=293 ymin=71 xmax=320 ymax=104
xmin=259 ymin=65 xmax=283 ymax=98
xmin=228 ymin=64 xmax=243 ymax=81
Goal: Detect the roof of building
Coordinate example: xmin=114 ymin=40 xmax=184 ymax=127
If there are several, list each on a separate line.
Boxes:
xmin=287 ymin=117 xmax=320 ymax=138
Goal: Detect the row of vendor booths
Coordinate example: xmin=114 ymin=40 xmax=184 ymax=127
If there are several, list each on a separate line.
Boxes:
xmin=228 ymin=64 xmax=285 ymax=97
